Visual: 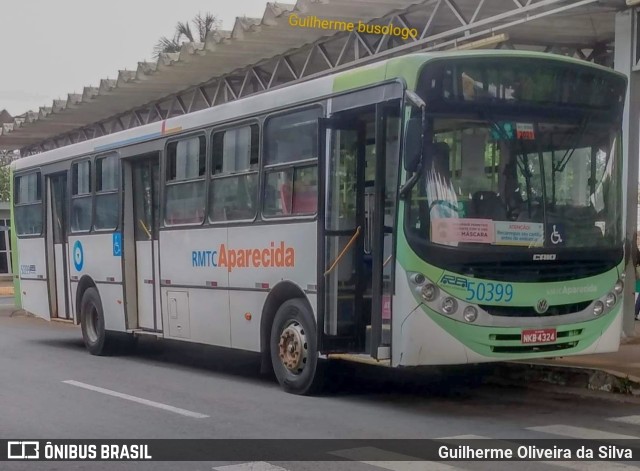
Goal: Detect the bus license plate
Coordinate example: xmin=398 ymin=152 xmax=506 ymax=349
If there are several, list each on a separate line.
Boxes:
xmin=521 ymin=328 xmax=556 ymax=344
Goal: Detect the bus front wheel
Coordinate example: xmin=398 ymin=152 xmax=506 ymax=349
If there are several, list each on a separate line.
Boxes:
xmin=80 ymin=287 xmax=113 ymax=356
xmin=270 ymin=298 xmax=323 ymax=395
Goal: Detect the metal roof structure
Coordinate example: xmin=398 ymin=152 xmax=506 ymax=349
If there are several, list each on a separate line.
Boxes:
xmin=0 ymin=0 xmax=629 ymax=154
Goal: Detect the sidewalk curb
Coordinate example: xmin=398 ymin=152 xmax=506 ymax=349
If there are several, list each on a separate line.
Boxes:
xmin=487 ymin=374 xmax=640 ymax=405
xmin=488 ymin=363 xmax=640 ymax=399
xmin=8 ymin=309 xmax=34 ymax=318
xmin=526 ymin=361 xmax=640 ymax=385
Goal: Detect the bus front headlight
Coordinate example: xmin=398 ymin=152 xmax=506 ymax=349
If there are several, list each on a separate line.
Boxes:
xmin=593 ymin=300 xmax=605 ymax=316
xmin=605 ymin=292 xmax=616 ymax=309
xmin=441 ymin=297 xmax=457 ymax=315
xmin=613 ymin=279 xmax=624 ymax=295
xmin=411 ymin=273 xmax=426 ymax=285
xmin=463 ymin=306 xmax=478 ymax=323
xmin=420 ymin=284 xmax=438 ymax=302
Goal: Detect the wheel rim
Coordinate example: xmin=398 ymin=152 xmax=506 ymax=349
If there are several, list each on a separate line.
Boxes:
xmin=278 ymin=321 xmax=308 ymax=374
xmin=86 ymin=305 xmax=99 ymax=344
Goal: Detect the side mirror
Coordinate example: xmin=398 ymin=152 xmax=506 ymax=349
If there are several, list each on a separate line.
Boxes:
xmin=404 ymin=117 xmax=423 ymax=172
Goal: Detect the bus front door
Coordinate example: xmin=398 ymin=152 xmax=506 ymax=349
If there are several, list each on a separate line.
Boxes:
xmin=318 ymin=102 xmax=398 ymax=359
xmin=132 ymin=158 xmax=161 ymax=331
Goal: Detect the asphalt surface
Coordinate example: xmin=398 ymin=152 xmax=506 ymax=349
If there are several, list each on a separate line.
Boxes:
xmin=1 ymin=303 xmax=640 ymax=471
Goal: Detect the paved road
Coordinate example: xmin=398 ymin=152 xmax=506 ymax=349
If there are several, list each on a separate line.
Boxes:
xmin=1 ymin=305 xmax=640 ymax=471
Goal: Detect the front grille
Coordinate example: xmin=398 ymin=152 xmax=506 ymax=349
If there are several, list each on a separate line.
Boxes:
xmin=479 ymin=301 xmax=591 ymax=317
xmin=451 ymin=260 xmax=613 ymax=282
xmin=491 ymin=342 xmax=578 ymax=354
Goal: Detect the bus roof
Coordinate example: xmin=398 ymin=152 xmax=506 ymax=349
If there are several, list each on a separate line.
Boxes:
xmin=13 ymin=50 xmax=625 ymax=172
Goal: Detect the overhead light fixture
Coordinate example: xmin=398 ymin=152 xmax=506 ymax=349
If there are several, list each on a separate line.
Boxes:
xmin=627 ymin=0 xmax=640 ymax=6
xmin=449 ymin=33 xmax=510 ymax=51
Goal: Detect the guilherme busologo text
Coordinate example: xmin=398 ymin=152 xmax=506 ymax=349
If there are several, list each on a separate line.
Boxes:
xmin=192 ymin=241 xmax=295 ymax=272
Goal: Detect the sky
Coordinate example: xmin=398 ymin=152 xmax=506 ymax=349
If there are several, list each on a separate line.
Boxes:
xmin=0 ymin=0 xmax=270 ymax=116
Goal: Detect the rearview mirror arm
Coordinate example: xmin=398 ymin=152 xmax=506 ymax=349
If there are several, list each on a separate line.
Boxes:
xmin=399 ymin=162 xmax=423 ymax=200
xmin=400 ymin=90 xmax=427 ymax=199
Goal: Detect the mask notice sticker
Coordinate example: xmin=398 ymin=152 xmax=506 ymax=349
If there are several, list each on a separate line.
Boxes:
xmin=516 ymin=123 xmax=535 ymax=140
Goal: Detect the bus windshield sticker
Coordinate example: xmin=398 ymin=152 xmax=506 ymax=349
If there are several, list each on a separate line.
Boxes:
xmin=494 ymin=222 xmax=544 ymax=247
xmin=432 ymin=220 xmax=551 ymax=247
xmin=490 ymin=122 xmax=515 ymax=141
xmin=431 ymin=218 xmax=494 ymax=245
xmin=516 ymin=123 xmax=535 ymax=140
xmin=546 ymin=223 xmax=566 ymax=246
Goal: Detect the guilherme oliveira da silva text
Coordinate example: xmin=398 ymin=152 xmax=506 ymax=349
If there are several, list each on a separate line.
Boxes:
xmin=439 ymin=445 xmax=634 ymax=460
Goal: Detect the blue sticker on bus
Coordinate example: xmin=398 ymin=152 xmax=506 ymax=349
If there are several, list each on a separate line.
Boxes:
xmin=113 ymin=232 xmax=122 ymax=257
xmin=73 ymin=240 xmax=84 ymax=271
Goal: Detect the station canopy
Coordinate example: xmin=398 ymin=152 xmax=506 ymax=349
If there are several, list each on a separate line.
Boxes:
xmin=0 ymin=0 xmax=628 ymax=153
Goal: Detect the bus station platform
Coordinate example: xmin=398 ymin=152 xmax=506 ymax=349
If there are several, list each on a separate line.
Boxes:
xmin=496 ymin=323 xmax=640 ymax=397
xmin=0 ymin=280 xmax=14 ymax=296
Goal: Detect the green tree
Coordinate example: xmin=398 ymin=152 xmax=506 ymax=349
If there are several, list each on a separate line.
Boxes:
xmin=0 ymin=165 xmax=9 ymax=202
xmin=153 ymin=12 xmax=221 ymax=59
xmin=0 ymin=151 xmax=16 ymax=203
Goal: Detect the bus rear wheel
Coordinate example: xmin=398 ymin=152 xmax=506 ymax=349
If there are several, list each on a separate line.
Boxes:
xmin=270 ymin=299 xmax=323 ymax=395
xmin=80 ymin=287 xmax=114 ymax=355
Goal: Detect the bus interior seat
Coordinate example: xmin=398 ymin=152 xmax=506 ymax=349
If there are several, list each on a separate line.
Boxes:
xmin=292 ymin=191 xmax=317 ymax=214
xmin=471 ymin=191 xmax=506 ymax=220
xmin=279 ymin=183 xmax=292 ymax=215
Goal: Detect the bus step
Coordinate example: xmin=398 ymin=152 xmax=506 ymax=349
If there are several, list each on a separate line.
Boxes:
xmin=130 ymin=329 xmax=163 ymax=338
xmin=365 ymin=324 xmax=391 ymax=353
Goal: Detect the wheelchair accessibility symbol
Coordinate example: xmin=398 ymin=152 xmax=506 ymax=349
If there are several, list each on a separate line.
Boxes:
xmin=113 ymin=232 xmax=122 ymax=257
xmin=73 ymin=240 xmax=84 ymax=271
xmin=548 ymin=224 xmax=565 ymax=246
xmin=550 ymin=225 xmax=563 ymax=244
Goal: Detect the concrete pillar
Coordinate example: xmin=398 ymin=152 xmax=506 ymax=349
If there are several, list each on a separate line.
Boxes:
xmin=615 ymin=8 xmax=640 ymax=337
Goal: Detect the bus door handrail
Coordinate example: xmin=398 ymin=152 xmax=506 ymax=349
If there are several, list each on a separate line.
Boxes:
xmin=324 ymin=226 xmax=361 ymax=277
xmin=138 ymin=219 xmax=152 ymax=240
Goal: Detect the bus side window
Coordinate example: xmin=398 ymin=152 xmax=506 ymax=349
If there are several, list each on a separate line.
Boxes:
xmin=263 ymin=107 xmax=321 ymax=217
xmin=14 ymin=172 xmax=43 ymax=236
xmin=209 ymin=124 xmax=259 ymax=222
xmin=71 ymin=160 xmax=92 ymax=232
xmin=94 ymin=153 xmax=119 ymax=230
xmin=164 ymin=136 xmax=206 ymax=226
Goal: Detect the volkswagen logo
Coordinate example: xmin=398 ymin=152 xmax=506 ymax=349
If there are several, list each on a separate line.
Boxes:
xmin=535 ymin=299 xmax=549 ymax=314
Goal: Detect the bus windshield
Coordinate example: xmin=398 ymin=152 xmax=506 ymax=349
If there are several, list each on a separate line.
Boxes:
xmin=406 ymin=118 xmax=622 ymax=250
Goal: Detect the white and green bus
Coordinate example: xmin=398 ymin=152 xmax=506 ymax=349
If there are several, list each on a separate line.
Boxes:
xmin=11 ymin=50 xmax=628 ymax=394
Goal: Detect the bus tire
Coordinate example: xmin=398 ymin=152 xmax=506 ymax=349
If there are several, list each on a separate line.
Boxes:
xmin=80 ymin=287 xmax=113 ymax=356
xmin=270 ymin=298 xmax=323 ymax=395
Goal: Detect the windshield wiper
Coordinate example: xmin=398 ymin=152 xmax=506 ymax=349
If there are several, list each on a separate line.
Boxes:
xmin=554 ymin=114 xmax=591 ymax=172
